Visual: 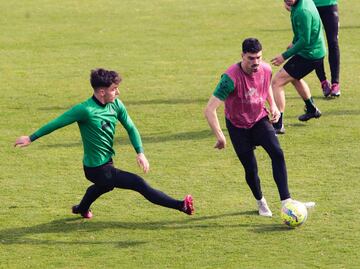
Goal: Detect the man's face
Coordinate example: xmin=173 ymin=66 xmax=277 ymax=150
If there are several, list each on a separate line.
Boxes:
xmin=102 ymin=83 xmax=120 ymax=103
xmin=242 ymin=51 xmax=262 ymax=74
xmin=284 ymin=0 xmax=296 ymax=6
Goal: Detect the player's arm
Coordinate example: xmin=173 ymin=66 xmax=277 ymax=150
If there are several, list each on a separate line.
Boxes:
xmin=282 ymin=11 xmax=311 ymax=60
xmin=117 ymin=102 xmax=149 ymax=173
xmin=266 ymin=84 xmax=280 ymax=123
xmin=14 ymin=104 xmax=88 ymax=147
xmin=272 ymin=12 xmax=311 ymax=66
xmin=204 ymin=74 xmax=234 ymax=150
xmin=205 ymin=96 xmax=226 ymax=149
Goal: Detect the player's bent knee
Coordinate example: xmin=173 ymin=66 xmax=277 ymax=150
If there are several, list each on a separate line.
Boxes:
xmin=99 ymin=185 xmax=115 ymax=193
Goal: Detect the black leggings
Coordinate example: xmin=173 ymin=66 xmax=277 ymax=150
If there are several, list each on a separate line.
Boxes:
xmin=226 ymin=117 xmax=290 ymax=201
xmin=77 ymin=160 xmax=183 ymax=212
xmin=315 ymin=4 xmax=340 ymax=84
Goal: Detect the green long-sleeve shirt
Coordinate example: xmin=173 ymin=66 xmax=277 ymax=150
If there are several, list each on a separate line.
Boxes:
xmin=30 ymin=96 xmax=143 ymax=167
xmin=283 ymin=0 xmax=326 ymax=60
xmin=313 ymin=0 xmax=337 ymax=7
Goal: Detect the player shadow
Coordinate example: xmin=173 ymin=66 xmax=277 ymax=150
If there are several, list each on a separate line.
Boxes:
xmin=285 ymin=122 xmax=306 ymax=128
xmin=0 ymin=217 xmax=147 ymax=248
xmin=324 ymin=109 xmax=360 ymax=116
xmin=340 ymin=25 xmax=360 ymax=30
xmin=119 ymin=129 xmax=213 ymax=144
xmin=251 ymin=224 xmax=293 ymax=233
xmin=42 ymin=129 xmax=213 ymax=148
xmin=281 ymin=95 xmax=324 ymax=100
xmin=37 ymin=98 xmax=208 ymax=111
xmin=125 ymin=97 xmax=208 ymax=106
xmin=38 ymin=105 xmax=72 ymax=111
xmin=260 ymin=28 xmax=291 ymax=32
xmin=0 ymin=210 xmax=280 ymax=246
xmin=280 ymin=109 xmax=360 ymax=122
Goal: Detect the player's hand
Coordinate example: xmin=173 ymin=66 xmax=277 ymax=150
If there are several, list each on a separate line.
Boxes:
xmin=136 ymin=153 xmax=150 ymax=173
xmin=270 ymin=106 xmax=280 ymax=123
xmin=14 ymin=136 xmax=31 ymax=147
xmin=271 ymin=55 xmax=285 ymax=66
xmin=214 ymin=134 xmax=226 ymax=150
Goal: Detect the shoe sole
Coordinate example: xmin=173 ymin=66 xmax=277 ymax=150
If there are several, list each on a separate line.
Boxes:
xmin=298 ymin=109 xmax=322 ymax=121
xmin=323 ymin=91 xmax=331 ymax=98
xmin=259 ymin=212 xmax=273 ymax=217
xmin=298 ymin=114 xmax=321 ymax=122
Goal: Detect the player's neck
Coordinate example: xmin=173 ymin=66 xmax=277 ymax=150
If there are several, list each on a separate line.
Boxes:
xmin=240 ymin=62 xmax=254 ymax=75
xmin=93 ymin=93 xmax=106 ymax=105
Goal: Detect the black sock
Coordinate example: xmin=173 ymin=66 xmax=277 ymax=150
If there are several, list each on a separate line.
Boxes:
xmin=273 ymin=112 xmax=283 ymax=129
xmin=304 ymin=98 xmax=316 ymax=113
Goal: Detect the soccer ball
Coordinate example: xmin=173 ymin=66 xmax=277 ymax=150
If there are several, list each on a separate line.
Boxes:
xmin=281 ymin=200 xmax=308 ymax=228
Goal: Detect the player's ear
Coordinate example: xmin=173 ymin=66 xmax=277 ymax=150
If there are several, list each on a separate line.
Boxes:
xmin=97 ymin=88 xmax=106 ymax=96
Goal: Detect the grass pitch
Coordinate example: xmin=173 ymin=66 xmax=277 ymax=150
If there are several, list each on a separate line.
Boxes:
xmin=1 ymin=1 xmax=360 ymax=268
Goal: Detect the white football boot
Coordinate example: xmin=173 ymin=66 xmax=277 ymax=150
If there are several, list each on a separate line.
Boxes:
xmin=281 ymin=198 xmax=316 ymax=209
xmin=257 ymin=197 xmax=272 ymax=217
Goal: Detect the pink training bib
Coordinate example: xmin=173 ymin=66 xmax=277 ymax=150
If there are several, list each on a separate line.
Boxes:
xmin=224 ymin=62 xmax=272 ymax=129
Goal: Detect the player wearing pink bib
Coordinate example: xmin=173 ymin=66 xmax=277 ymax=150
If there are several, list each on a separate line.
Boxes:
xmin=205 ymin=38 xmax=314 ymax=217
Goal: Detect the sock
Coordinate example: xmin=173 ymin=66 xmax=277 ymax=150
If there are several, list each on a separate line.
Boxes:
xmin=273 ymin=112 xmax=283 ymax=129
xmin=304 ymin=98 xmax=316 ymax=113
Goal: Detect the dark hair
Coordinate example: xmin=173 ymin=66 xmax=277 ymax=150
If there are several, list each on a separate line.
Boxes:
xmin=90 ymin=68 xmax=122 ymax=90
xmin=242 ymin=38 xmax=262 ymax=54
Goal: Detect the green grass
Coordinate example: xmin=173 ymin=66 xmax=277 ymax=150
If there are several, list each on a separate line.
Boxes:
xmin=1 ymin=0 xmax=360 ymax=268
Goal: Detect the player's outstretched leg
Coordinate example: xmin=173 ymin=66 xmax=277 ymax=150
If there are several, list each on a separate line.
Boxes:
xmin=108 ymin=167 xmax=195 ymax=215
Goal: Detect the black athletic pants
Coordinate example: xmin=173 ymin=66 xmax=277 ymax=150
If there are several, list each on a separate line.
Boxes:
xmin=77 ymin=160 xmax=183 ymax=212
xmin=315 ymin=4 xmax=340 ymax=84
xmin=226 ymin=117 xmax=290 ymax=201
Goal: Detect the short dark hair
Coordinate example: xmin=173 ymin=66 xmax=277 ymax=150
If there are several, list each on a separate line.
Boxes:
xmin=242 ymin=38 xmax=262 ymax=54
xmin=90 ymin=68 xmax=122 ymax=90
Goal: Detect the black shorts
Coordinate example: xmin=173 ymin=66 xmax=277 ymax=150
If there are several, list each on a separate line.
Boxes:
xmin=226 ymin=116 xmax=278 ymax=154
xmin=283 ymin=54 xmax=324 ymax=80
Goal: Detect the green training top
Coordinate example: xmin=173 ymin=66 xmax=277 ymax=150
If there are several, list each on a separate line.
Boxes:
xmin=30 ymin=96 xmax=143 ymax=167
xmin=313 ymin=0 xmax=338 ymax=7
xmin=283 ymin=0 xmax=326 ymax=60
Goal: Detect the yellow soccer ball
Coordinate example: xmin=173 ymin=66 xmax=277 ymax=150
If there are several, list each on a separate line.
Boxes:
xmin=281 ymin=200 xmax=308 ymax=228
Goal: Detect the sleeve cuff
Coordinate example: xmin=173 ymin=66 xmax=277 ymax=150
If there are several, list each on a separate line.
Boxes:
xmin=282 ymin=52 xmax=289 ymax=60
xmin=29 ymin=134 xmax=39 ymax=142
xmin=213 ymin=93 xmax=226 ymax=101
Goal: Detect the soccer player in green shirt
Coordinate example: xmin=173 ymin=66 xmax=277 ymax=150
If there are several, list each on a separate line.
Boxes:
xmin=14 ymin=68 xmax=194 ymax=219
xmin=271 ymin=0 xmax=326 ymax=134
